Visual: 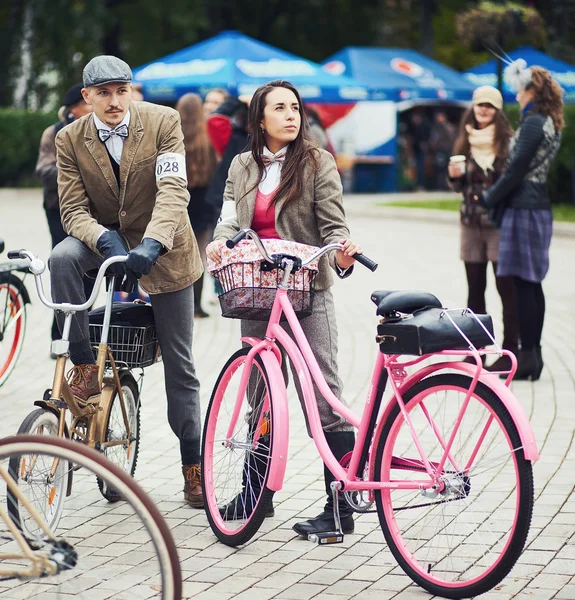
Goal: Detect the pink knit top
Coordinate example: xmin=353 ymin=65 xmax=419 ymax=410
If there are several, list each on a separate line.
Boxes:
xmin=251 ymin=187 xmax=280 ymax=239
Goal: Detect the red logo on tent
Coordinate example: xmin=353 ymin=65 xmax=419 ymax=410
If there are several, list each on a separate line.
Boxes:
xmin=323 ymin=61 xmax=346 ymax=76
xmin=391 ymin=58 xmax=424 ymax=78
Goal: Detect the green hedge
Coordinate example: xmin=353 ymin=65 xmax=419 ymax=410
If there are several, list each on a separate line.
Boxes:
xmin=0 ymin=109 xmax=58 ymax=186
xmin=504 ymin=104 xmax=575 ymax=204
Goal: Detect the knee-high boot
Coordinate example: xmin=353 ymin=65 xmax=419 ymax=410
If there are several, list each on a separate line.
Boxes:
xmin=292 ymin=431 xmax=355 ymax=536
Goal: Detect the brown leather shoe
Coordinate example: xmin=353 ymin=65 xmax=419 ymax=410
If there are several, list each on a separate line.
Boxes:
xmin=182 ymin=464 xmax=203 ymax=508
xmin=67 ymin=364 xmax=101 ymax=407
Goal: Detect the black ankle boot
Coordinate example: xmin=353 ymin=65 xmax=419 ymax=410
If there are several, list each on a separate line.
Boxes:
xmin=515 ymin=348 xmax=541 ymax=381
xmin=535 ymin=346 xmax=544 ymax=380
xmin=292 ymin=431 xmax=355 ymax=537
xmin=220 ymin=433 xmax=274 ymax=520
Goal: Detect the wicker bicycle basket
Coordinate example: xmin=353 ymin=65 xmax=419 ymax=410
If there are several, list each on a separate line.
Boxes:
xmin=207 ymin=239 xmax=320 ymax=321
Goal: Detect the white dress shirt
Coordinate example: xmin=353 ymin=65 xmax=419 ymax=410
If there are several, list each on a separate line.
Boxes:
xmin=259 ymin=146 xmax=288 ymax=194
xmin=93 ymin=111 xmax=131 ymax=164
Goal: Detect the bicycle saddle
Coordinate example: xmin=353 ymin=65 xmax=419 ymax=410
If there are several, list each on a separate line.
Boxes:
xmin=371 ymin=290 xmax=442 ymax=317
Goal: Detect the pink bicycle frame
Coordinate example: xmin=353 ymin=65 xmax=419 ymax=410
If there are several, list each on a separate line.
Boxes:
xmin=238 ymin=287 xmax=540 ymax=496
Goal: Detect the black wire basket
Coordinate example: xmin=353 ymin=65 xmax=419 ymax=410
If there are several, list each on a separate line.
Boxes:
xmin=89 ymin=324 xmax=161 ymax=368
xmin=212 ymin=260 xmax=317 ymax=321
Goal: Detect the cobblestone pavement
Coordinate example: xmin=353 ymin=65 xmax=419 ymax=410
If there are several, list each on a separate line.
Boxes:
xmin=0 ymin=190 xmax=574 ymax=599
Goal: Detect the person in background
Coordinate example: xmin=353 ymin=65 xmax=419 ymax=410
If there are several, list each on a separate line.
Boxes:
xmin=203 ymin=87 xmax=229 ymax=119
xmin=481 ymin=64 xmax=563 ymax=381
xmin=429 ymin=110 xmax=456 ymax=190
xmin=448 ymin=86 xmax=518 ymax=372
xmin=205 ymin=95 xmax=250 ymax=230
xmin=408 ymin=109 xmax=431 ymax=190
xmin=206 ymin=79 xmax=363 ymax=539
xmin=176 ymin=93 xmax=217 ymax=318
xmin=35 ymin=83 xmax=94 ymax=350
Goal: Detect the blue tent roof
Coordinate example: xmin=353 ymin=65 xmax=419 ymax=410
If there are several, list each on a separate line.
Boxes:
xmin=322 ymin=47 xmax=475 ymax=102
xmin=133 ymin=31 xmax=369 ymax=103
xmin=463 ymin=46 xmax=575 ymax=104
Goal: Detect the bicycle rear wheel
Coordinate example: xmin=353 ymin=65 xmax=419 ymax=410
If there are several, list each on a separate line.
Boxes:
xmin=374 ymin=373 xmax=534 ymax=599
xmin=8 ymin=408 xmax=70 ymax=537
xmin=202 ymin=348 xmax=275 ymax=547
xmin=0 ymin=435 xmax=181 ymax=599
xmin=0 ymin=278 xmax=26 ymax=388
xmin=97 ymin=370 xmax=140 ymax=501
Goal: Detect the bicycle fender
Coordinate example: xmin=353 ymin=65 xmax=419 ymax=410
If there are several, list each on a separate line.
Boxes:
xmin=258 ymin=348 xmax=289 ymax=492
xmin=0 ymin=272 xmax=31 ymax=304
xmin=369 ymin=362 xmax=539 ymax=481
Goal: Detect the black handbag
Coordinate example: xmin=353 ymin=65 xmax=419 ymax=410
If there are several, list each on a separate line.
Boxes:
xmin=377 ymin=307 xmax=494 ymax=356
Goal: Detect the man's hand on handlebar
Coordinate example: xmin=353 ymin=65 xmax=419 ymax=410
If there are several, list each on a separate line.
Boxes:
xmin=335 ymin=239 xmax=362 ymax=270
xmin=126 ymin=238 xmax=162 ymax=277
xmin=96 ymin=231 xmax=128 ymax=276
xmin=206 ymin=240 xmax=226 ymax=262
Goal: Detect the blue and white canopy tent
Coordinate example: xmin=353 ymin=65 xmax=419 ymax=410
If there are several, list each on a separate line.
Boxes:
xmin=133 ymin=30 xmax=369 ymax=103
xmin=463 ymin=46 xmax=575 ymax=104
xmin=321 ymin=47 xmax=475 ymax=191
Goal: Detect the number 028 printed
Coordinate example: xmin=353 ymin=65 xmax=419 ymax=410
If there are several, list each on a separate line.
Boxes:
xmin=155 ymin=153 xmax=187 ymax=182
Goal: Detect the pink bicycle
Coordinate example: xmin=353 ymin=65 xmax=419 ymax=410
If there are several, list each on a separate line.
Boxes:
xmin=201 ymin=229 xmax=538 ymax=599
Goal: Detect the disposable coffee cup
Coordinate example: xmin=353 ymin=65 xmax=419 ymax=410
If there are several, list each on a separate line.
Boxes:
xmin=449 ymin=154 xmax=466 ymax=174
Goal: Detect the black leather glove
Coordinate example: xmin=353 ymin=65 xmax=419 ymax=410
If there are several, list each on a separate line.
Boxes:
xmin=125 ymin=238 xmax=162 ymax=277
xmin=96 ymin=230 xmax=128 ymax=276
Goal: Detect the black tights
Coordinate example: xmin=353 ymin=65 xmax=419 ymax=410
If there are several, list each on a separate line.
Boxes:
xmin=513 ymin=277 xmax=545 ymax=351
xmin=464 ymin=262 xmax=519 ymax=350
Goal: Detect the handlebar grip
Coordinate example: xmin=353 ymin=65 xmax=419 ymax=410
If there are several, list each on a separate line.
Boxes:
xmin=7 ymin=250 xmax=25 ymax=260
xmin=355 ymin=253 xmax=378 ymax=272
xmin=226 ymin=230 xmax=248 ymax=249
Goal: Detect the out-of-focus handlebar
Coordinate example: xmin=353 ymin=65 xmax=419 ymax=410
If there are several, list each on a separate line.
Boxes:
xmin=7 ymin=250 xmax=129 ymax=312
xmin=226 ymin=229 xmax=378 ymax=272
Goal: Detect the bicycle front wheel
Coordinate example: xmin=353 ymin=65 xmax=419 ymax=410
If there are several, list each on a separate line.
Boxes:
xmin=0 ymin=278 xmax=27 ymax=388
xmin=374 ymin=373 xmax=534 ymax=599
xmin=0 ymin=435 xmax=181 ymax=599
xmin=202 ymin=348 xmax=275 ymax=547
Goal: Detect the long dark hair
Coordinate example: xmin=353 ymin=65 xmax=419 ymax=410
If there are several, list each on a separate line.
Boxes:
xmin=241 ymin=80 xmax=320 ymax=205
xmin=175 ymin=93 xmax=216 ymax=188
xmin=452 ymin=107 xmax=513 ymax=160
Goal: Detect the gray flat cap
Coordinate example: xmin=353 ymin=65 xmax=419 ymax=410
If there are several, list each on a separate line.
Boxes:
xmin=83 ymin=55 xmax=132 ymax=87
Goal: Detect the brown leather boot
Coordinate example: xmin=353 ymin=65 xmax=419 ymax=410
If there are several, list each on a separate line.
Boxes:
xmin=67 ymin=364 xmax=101 ymax=407
xmin=182 ymin=464 xmax=203 ymax=508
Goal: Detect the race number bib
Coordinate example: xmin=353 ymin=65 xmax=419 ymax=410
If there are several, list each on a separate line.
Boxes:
xmin=155 ymin=153 xmax=187 ymax=182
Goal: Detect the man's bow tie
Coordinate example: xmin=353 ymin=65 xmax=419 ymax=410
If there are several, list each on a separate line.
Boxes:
xmin=261 ymin=154 xmax=285 ymax=167
xmin=98 ymin=124 xmax=129 ymax=142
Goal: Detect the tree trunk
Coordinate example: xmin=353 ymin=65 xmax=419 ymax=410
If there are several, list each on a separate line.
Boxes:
xmin=0 ymin=0 xmax=24 ymax=106
xmin=420 ymin=0 xmax=434 ymax=57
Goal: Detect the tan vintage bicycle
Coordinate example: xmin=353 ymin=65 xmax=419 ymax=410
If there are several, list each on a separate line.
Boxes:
xmin=0 ymin=434 xmax=181 ymax=599
xmin=5 ymin=249 xmax=160 ymax=536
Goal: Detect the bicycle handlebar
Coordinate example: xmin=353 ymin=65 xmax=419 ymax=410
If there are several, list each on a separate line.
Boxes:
xmin=7 ymin=250 xmax=129 ymax=312
xmin=226 ymin=229 xmax=378 ymax=272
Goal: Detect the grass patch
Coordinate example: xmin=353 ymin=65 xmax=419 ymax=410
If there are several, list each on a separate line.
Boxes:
xmin=380 ymin=199 xmax=575 ymax=223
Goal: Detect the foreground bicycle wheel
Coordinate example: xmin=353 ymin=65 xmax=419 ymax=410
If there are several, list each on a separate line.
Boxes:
xmin=202 ymin=348 xmax=275 ymax=546
xmin=374 ymin=373 xmax=534 ymax=599
xmin=97 ymin=370 xmax=141 ymax=501
xmin=0 ymin=435 xmax=181 ymax=599
xmin=0 ymin=279 xmax=26 ymax=388
xmin=8 ymin=408 xmax=70 ymax=537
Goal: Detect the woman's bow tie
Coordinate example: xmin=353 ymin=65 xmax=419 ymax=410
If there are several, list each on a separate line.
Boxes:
xmin=261 ymin=154 xmax=285 ymax=166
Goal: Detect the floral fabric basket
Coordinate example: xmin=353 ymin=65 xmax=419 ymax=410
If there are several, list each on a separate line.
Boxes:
xmin=207 ymin=239 xmax=320 ymax=321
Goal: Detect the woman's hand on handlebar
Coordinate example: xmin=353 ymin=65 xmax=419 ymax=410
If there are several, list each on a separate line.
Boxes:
xmin=206 ymin=240 xmax=226 ymax=262
xmin=335 ymin=239 xmax=362 ymax=270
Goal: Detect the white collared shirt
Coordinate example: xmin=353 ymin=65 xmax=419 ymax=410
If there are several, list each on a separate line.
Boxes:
xmin=259 ymin=146 xmax=288 ymax=194
xmin=93 ymin=111 xmax=131 ymax=165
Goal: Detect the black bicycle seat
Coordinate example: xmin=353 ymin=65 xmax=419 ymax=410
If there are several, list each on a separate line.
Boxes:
xmin=370 ymin=290 xmax=442 ymax=317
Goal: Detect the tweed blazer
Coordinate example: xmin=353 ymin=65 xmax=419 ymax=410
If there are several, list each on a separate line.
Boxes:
xmin=213 ymin=148 xmax=352 ymax=290
xmin=55 ymin=101 xmax=202 ymax=294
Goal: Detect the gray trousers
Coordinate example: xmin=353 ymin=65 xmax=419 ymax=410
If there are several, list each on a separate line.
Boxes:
xmin=241 ymin=288 xmax=352 ymax=434
xmin=49 ymin=236 xmax=201 ymax=463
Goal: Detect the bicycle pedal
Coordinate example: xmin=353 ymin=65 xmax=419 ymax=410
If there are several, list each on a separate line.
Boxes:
xmin=307 ymin=531 xmax=344 ymax=545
